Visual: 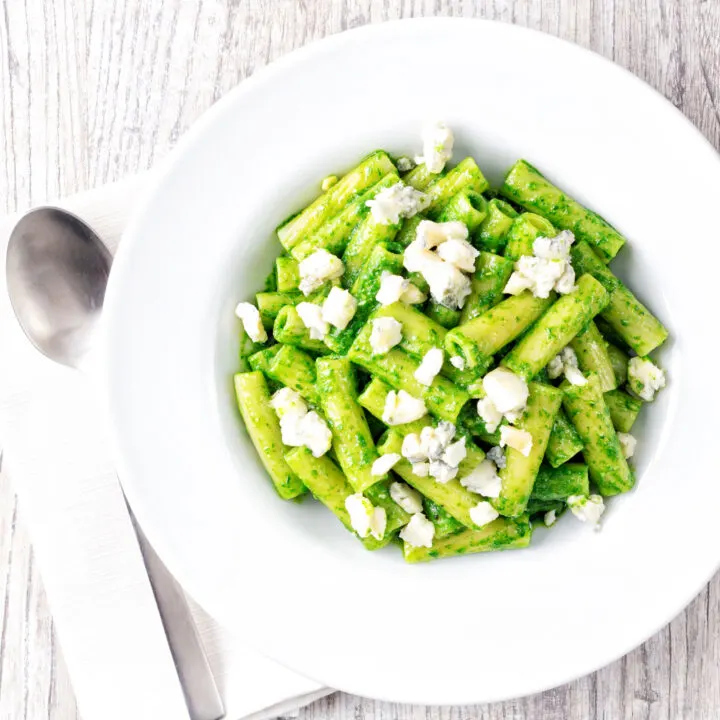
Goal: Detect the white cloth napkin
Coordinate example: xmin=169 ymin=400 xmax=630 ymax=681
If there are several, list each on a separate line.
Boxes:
xmin=0 ymin=174 xmax=331 ymax=720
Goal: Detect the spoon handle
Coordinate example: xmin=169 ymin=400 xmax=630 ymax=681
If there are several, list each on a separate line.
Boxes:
xmin=128 ymin=506 xmax=225 ymax=720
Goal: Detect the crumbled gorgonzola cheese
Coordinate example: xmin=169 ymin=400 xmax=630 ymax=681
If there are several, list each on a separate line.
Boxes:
xmin=277 ymin=408 xmax=332 ymax=458
xmin=382 ymin=390 xmax=427 ymax=426
xmin=476 ymin=396 xmax=503 ymax=434
xmin=389 ymin=481 xmax=424 ymax=515
xmin=482 ymin=367 xmax=529 ymax=415
xmin=469 ymin=501 xmax=500 ymax=528
xmin=499 ymin=425 xmax=534 ymax=457
xmin=414 ymin=347 xmax=444 ymax=386
xmin=296 ymin=302 xmax=329 ymax=339
xmin=345 ymin=494 xmax=386 ymax=540
xmin=270 ymin=387 xmax=307 ymax=420
xmin=460 ymin=458 xmax=502 ymax=498
xmin=415 ymin=121 xmax=454 ymax=174
xmin=321 ymin=287 xmax=357 ymax=330
xmin=234 ymin=302 xmax=268 ymax=343
xmin=567 ymin=494 xmax=605 ymax=528
xmin=400 ymin=512 xmax=435 ymax=547
xmin=442 ymin=437 xmax=466 ymax=468
xmin=403 ymin=220 xmax=474 ymax=310
xmin=628 ymin=356 xmax=666 ymax=401
xmin=298 ymin=249 xmax=344 ymax=295
xmin=486 ymin=445 xmax=506 ymax=469
xmin=504 ymin=230 xmax=577 ymax=299
xmin=436 ymin=237 xmax=479 ymax=273
xmin=547 ymin=346 xmax=587 ymax=386
xmin=366 ymin=182 xmax=429 ymax=225
xmin=617 ymin=432 xmax=636 ymax=459
xmin=369 ymin=316 xmax=403 ymax=355
xmin=371 ymin=453 xmax=401 ymax=477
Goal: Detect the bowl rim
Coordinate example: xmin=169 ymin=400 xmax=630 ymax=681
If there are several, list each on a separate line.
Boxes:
xmin=101 ymin=16 xmax=720 ymax=705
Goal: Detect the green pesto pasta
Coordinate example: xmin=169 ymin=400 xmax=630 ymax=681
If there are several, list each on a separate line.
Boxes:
xmin=277 ymin=151 xmax=396 ymax=251
xmin=232 ymin=132 xmax=669 ymax=562
xmin=316 ymin=356 xmax=381 ymax=492
xmin=501 ymin=159 xmax=626 ymax=261
xmin=476 ymin=198 xmax=519 ymax=253
xmin=234 ymin=372 xmax=306 ymax=500
xmin=502 ymin=274 xmax=609 ymax=380
xmin=446 ymin=291 xmax=554 ymax=370
xmin=403 ymin=516 xmax=532 ymax=563
xmin=494 ymin=382 xmax=563 ymax=518
xmin=562 ymin=374 xmax=635 ymax=496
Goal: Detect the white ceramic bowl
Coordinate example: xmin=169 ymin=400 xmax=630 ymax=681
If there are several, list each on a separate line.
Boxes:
xmin=102 ymin=18 xmax=720 ymax=705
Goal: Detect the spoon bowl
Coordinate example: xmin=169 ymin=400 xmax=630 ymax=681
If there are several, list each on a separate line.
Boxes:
xmin=6 ymin=207 xmax=112 ymax=369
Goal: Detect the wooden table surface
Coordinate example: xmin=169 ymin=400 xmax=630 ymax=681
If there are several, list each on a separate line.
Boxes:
xmin=1 ymin=1 xmax=719 ymax=718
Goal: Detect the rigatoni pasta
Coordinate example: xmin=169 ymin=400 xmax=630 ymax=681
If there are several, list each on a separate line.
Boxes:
xmin=231 ymin=122 xmax=668 ymax=561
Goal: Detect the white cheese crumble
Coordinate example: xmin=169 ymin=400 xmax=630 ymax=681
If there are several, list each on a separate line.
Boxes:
xmin=414 ymin=347 xmax=444 ymax=386
xmin=567 ymin=494 xmax=605 ymax=529
xmin=534 ymin=231 xmax=575 ymax=260
xmin=415 ymin=121 xmax=454 ymax=174
xmin=400 ymin=421 xmax=466 ymax=483
xmin=617 ymin=432 xmax=637 ymax=459
xmin=499 ymin=425 xmax=534 ymax=457
xmin=416 ymin=219 xmax=469 ymax=249
xmin=270 ymin=387 xmax=307 ymax=420
xmin=544 ymin=509 xmax=557 ymax=527
xmin=411 ymin=461 xmax=430 ymax=477
xmin=450 ymin=355 xmax=465 ymax=370
xmin=396 ymin=156 xmax=415 ymax=172
xmin=477 ymin=396 xmax=503 ymax=434
xmin=429 ymin=460 xmax=458 ymax=484
xmin=369 ymin=316 xmax=403 ymax=355
xmin=294 ymin=412 xmax=333 ymax=457
xmin=365 ymin=182 xmax=429 ymax=225
xmin=382 ymin=390 xmax=427 ymax=426
xmin=400 ymin=513 xmax=436 ymax=548
xmin=420 ymin=422 xmax=455 ymax=460
xmin=486 ymin=445 xmax=506 ymax=469
xmin=400 ymin=282 xmax=428 ymax=305
xmin=436 ymin=237 xmax=480 ymax=273
xmin=271 ymin=388 xmax=332 ymax=456
xmin=278 ymin=410 xmax=332 ymax=457
xmin=403 ymin=220 xmax=474 ymax=310
xmin=371 ymin=453 xmax=401 ymax=477
xmin=321 ymin=287 xmax=357 ymax=330
xmin=547 ymin=353 xmax=564 ymax=379
xmin=442 ymin=437 xmax=467 ymax=468
xmin=234 ymin=302 xmax=268 ymax=343
xmin=547 ymin=346 xmax=587 ymax=386
xmin=401 ymin=433 xmax=426 ymax=463
xmin=418 ymin=257 xmax=472 ymax=310
xmin=375 ymin=273 xmax=427 ymax=306
xmin=469 ymin=501 xmax=500 ymax=528
xmin=389 ymin=481 xmax=424 ymax=515
xmin=504 ymin=230 xmax=577 ymax=299
xmin=345 ymin=494 xmax=387 ymax=540
xmin=460 ymin=458 xmax=502 ymax=497
xmin=298 ymin=249 xmax=345 ymax=295
xmin=296 ymin=302 xmax=329 ymax=339
xmin=376 ymin=273 xmax=408 ymax=306
xmin=482 ymin=367 xmax=529 ymax=416
xmin=628 ymin=357 xmax=666 ymax=401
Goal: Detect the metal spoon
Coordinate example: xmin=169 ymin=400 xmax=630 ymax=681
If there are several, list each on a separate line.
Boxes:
xmin=6 ymin=207 xmax=224 ymax=720
xmin=6 ymin=207 xmax=110 ymax=369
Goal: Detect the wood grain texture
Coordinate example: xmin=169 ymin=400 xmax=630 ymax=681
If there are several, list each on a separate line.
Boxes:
xmin=1 ymin=1 xmax=719 ymax=719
